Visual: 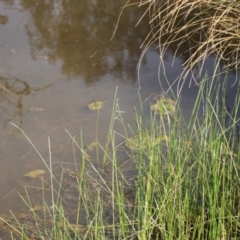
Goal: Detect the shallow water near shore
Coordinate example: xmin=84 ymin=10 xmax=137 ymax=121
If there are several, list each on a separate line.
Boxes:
xmin=0 ymin=0 xmax=239 ymax=215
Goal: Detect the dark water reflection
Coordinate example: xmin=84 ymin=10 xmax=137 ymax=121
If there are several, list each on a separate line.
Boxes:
xmin=22 ymin=0 xmax=148 ymax=83
xmin=0 ymin=0 xmax=239 ymax=215
xmin=0 ymin=0 xmax=154 ymax=214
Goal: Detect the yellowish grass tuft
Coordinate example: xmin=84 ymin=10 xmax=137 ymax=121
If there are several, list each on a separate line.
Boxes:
xmin=135 ymin=0 xmax=240 ymax=85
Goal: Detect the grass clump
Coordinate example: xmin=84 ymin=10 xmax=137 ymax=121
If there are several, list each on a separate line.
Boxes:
xmin=135 ymin=0 xmax=240 ymax=83
xmin=0 ymin=80 xmax=240 ymax=239
xmin=132 ymin=83 xmax=240 ymax=239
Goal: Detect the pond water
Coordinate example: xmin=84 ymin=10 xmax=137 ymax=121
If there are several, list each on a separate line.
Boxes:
xmin=0 ymin=0 xmax=239 ymax=214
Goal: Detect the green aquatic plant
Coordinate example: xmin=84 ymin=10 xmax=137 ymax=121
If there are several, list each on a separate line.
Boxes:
xmin=87 ymin=100 xmax=105 ymax=111
xmin=87 ymin=140 xmax=98 ymax=151
xmin=126 ymin=132 xmax=168 ymax=151
xmin=150 ymin=97 xmax=175 ymax=116
xmin=23 ymin=169 xmax=45 ymax=179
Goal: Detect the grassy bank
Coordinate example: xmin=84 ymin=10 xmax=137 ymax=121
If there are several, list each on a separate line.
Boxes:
xmin=0 ymin=78 xmax=239 ymax=239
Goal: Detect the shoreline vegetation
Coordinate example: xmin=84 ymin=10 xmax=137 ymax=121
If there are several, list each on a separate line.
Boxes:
xmin=1 ymin=0 xmax=240 ymax=239
xmin=135 ymin=0 xmax=240 ymax=90
xmin=1 ymin=80 xmax=239 ymax=239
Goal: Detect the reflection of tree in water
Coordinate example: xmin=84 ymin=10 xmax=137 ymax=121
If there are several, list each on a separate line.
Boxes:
xmin=19 ymin=0 xmax=150 ymax=84
xmin=0 ymin=76 xmax=52 ymax=126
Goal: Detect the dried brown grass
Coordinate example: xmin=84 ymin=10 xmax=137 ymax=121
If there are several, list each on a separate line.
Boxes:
xmin=136 ymin=0 xmax=240 ymax=85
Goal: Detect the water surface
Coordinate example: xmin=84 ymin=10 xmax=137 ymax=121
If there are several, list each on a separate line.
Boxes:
xmin=0 ymin=0 xmax=239 ymax=214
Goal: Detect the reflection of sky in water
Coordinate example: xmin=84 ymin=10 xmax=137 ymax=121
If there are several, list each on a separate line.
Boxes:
xmin=0 ymin=0 xmax=239 ymax=214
